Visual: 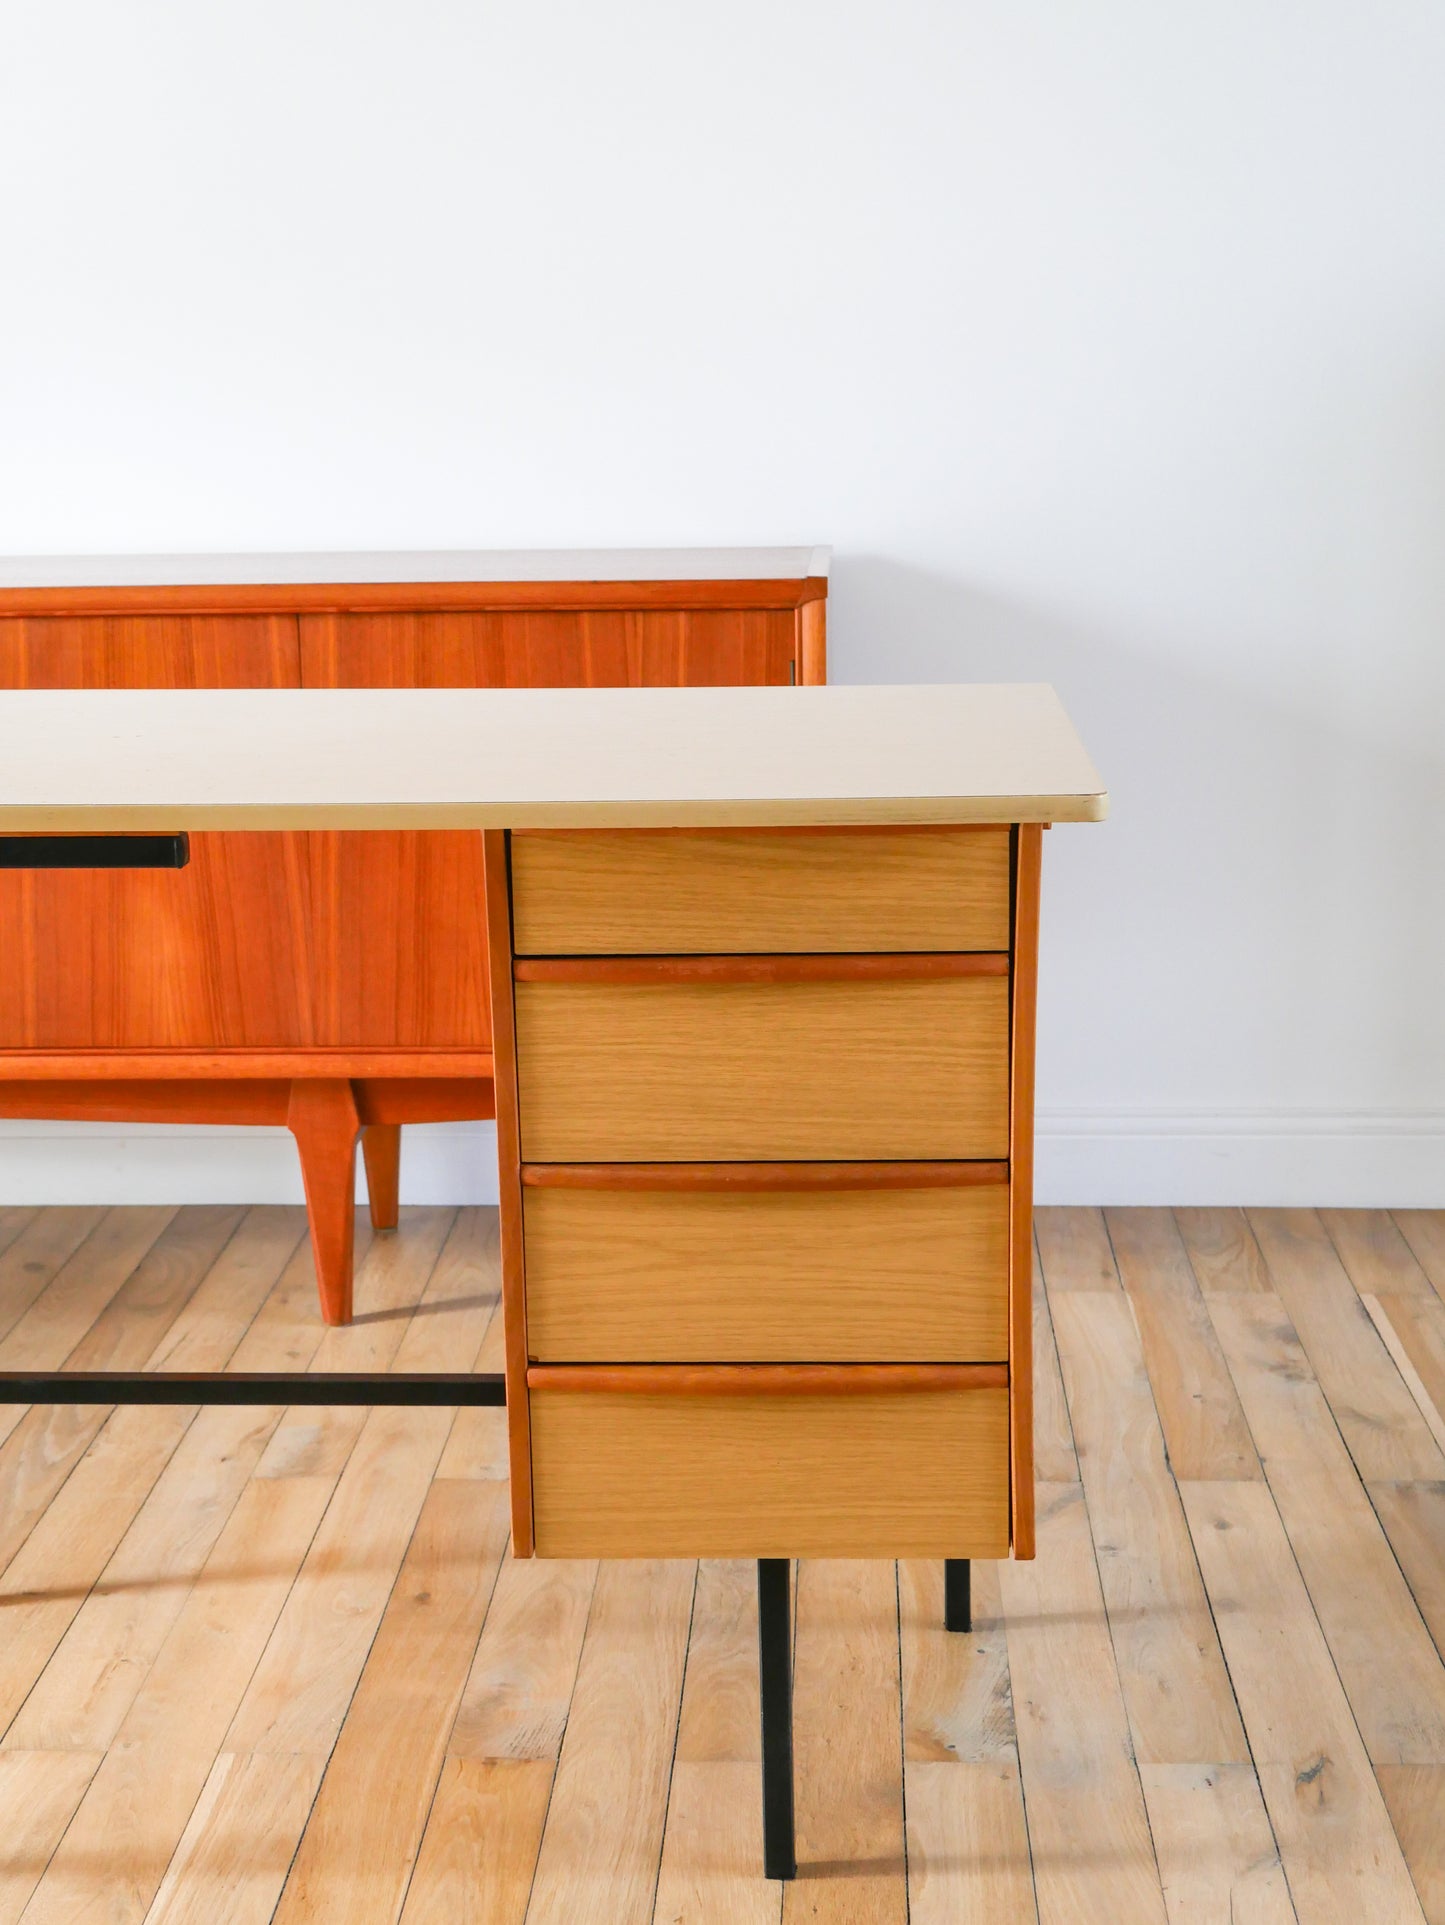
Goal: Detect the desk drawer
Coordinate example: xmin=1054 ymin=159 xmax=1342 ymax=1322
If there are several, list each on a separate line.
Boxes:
xmin=523 ymin=1173 xmax=1010 ymax=1361
xmin=510 ymin=827 xmax=1011 ymax=955
xmin=514 ymin=967 xmax=1010 ymax=1162
xmin=529 ymin=1370 xmax=1011 ymax=1558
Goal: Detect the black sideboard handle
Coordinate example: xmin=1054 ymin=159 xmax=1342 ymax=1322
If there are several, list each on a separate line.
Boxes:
xmin=0 ymin=834 xmax=191 ymax=871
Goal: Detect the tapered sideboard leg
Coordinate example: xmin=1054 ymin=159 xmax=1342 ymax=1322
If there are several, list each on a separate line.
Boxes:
xmin=757 ymin=1558 xmax=796 ymax=1881
xmin=944 ymin=1558 xmax=972 ymax=1633
xmin=361 ymin=1123 xmax=402 ymax=1231
xmin=288 ymin=1079 xmax=362 ymax=1326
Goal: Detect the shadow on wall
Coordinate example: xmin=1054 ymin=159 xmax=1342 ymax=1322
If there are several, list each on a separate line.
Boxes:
xmin=826 ymin=556 xmax=1445 ymax=1126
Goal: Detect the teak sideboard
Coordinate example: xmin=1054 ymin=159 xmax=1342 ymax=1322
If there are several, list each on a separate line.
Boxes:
xmin=0 ymin=549 xmax=829 ymax=1322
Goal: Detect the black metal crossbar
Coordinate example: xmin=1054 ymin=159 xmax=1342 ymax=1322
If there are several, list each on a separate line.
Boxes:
xmin=0 ymin=1371 xmax=507 ymax=1406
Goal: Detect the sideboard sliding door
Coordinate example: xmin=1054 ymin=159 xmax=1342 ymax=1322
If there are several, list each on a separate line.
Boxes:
xmin=0 ymin=615 xmax=314 ymax=1051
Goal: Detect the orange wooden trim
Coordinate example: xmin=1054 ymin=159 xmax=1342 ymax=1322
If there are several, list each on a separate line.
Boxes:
xmin=513 ymin=953 xmax=1010 ymax=986
xmin=0 ymin=1074 xmax=495 ymax=1132
xmin=0 ymin=1078 xmax=293 ymax=1126
xmin=0 ymin=1049 xmax=494 ymax=1079
xmin=520 ymin=1159 xmax=1010 ymax=1192
xmin=509 ymin=823 xmax=1001 ymax=843
xmin=799 ymin=594 xmax=827 ymax=685
xmin=485 ymin=828 xmax=534 ymax=1557
xmin=526 ymin=1363 xmax=1009 ymax=1396
xmin=0 ymin=577 xmax=819 ymax=619
xmin=1008 ymin=823 xmax=1043 ymax=1559
xmin=351 ymin=1078 xmax=495 ymax=1126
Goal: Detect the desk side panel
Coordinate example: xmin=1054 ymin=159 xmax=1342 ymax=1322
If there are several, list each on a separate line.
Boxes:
xmin=484 ymin=829 xmax=534 ymax=1556
xmin=1009 ymin=825 xmax=1043 ymax=1558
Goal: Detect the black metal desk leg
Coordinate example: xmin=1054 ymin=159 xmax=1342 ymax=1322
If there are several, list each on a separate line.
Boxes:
xmin=757 ymin=1558 xmax=796 ymax=1881
xmin=945 ymin=1558 xmax=972 ymax=1632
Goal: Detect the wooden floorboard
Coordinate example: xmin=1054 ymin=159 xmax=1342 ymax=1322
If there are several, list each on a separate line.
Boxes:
xmin=0 ymin=1204 xmax=1440 ymax=1920
xmin=900 ymin=1558 xmax=1035 ymax=1923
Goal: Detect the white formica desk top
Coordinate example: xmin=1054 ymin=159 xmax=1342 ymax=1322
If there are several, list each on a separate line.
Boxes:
xmin=0 ymin=685 xmax=1104 ymax=832
xmin=0 ymin=547 xmax=830 ymax=589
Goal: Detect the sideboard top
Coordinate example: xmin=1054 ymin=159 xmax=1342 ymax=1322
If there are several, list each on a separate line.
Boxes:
xmin=0 ymin=547 xmax=828 ymax=587
xmin=0 ymin=683 xmax=1106 ymax=830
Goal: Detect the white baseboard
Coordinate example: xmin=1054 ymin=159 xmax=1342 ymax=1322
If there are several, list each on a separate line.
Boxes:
xmin=1035 ymin=1109 xmax=1445 ymax=1207
xmin=0 ymin=1119 xmax=501 ymax=1207
xmin=0 ymin=1111 xmax=1440 ymax=1209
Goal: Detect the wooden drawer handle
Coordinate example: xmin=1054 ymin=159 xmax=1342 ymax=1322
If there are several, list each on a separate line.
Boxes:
xmin=0 ymin=833 xmax=190 ymax=870
xmin=526 ymin=1363 xmax=1008 ymax=1395
xmin=521 ymin=1160 xmax=1009 ymax=1192
xmin=514 ymin=953 xmax=1008 ymax=986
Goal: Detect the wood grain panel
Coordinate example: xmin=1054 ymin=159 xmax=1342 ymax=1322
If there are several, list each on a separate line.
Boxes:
xmin=303 ymin=825 xmax=490 ymax=1048
xmin=515 ymin=975 xmax=1011 ymax=1163
xmin=530 ymin=1384 xmax=1010 ymax=1559
xmin=0 ymin=614 xmax=298 ymax=687
xmin=0 ymin=615 xmax=311 ymax=1050
xmin=0 ymin=837 xmax=316 ymax=1050
xmin=523 ymin=1183 xmax=1009 ymax=1362
xmin=510 ymin=826 xmax=1011 ymax=955
xmin=299 ymin=607 xmax=799 ymax=691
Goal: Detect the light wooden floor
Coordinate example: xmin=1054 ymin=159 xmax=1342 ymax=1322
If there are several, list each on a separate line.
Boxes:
xmin=0 ymin=1205 xmax=1443 ymax=1921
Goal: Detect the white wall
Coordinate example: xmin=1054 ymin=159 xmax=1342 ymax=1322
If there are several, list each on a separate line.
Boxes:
xmin=3 ymin=1 xmax=1443 ymax=1205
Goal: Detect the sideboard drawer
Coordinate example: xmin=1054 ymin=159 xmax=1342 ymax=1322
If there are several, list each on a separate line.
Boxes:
xmin=514 ymin=973 xmax=1011 ymax=1162
xmin=529 ymin=1377 xmax=1011 ymax=1558
xmin=523 ymin=1177 xmax=1010 ymax=1361
xmin=510 ymin=827 xmax=1011 ymax=955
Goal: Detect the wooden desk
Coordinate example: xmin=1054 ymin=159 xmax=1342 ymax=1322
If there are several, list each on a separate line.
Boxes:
xmin=0 ymin=679 xmax=1104 ymax=1881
